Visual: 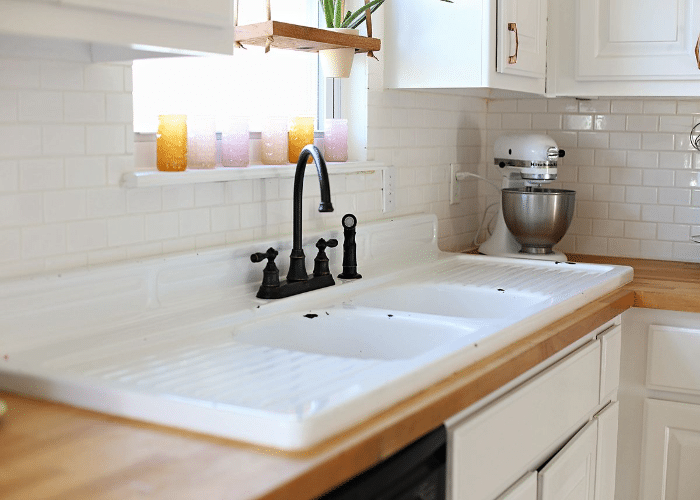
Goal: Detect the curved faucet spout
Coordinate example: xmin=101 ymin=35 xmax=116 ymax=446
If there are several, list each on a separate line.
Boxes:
xmin=287 ymin=145 xmax=334 ymax=282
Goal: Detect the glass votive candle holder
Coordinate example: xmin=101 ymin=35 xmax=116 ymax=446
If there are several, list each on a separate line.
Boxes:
xmin=261 ymin=117 xmax=288 ymax=165
xmin=288 ymin=116 xmax=315 ymax=164
xmin=221 ymin=117 xmax=250 ymax=167
xmin=187 ymin=115 xmax=217 ymax=169
xmin=157 ymin=114 xmax=187 ymax=172
xmin=324 ymin=118 xmax=348 ymax=162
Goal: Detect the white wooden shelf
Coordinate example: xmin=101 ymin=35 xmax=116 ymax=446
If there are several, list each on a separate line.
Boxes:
xmin=121 ymin=162 xmax=385 ymax=188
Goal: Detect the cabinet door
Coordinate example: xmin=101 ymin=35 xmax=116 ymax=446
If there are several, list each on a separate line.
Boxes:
xmin=577 ymin=0 xmax=700 ymax=81
xmin=538 ymin=419 xmax=598 ymax=500
xmin=594 ymin=402 xmax=619 ymax=500
xmin=61 ymin=0 xmax=232 ymax=28
xmin=641 ymin=399 xmax=700 ymax=500
xmin=449 ymin=341 xmax=600 ymax=500
xmin=497 ymin=0 xmax=547 ymax=79
xmin=497 ymin=472 xmax=538 ymax=500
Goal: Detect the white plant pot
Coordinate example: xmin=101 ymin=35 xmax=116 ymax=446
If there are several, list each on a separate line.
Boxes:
xmin=319 ymin=28 xmax=359 ymax=78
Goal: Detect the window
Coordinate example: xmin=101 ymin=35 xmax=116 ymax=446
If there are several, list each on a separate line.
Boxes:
xmin=132 ymin=0 xmax=320 ymax=133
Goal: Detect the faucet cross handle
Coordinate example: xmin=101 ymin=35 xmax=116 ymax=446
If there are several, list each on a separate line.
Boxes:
xmin=313 ymin=238 xmax=338 ymax=277
xmin=250 ymin=247 xmax=280 ymax=289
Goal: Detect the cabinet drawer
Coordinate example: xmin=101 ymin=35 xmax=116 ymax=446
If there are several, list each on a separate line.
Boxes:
xmin=647 ymin=325 xmax=700 ymax=395
xmin=599 ymin=324 xmax=622 ymax=402
xmin=449 ymin=341 xmax=601 ymax=500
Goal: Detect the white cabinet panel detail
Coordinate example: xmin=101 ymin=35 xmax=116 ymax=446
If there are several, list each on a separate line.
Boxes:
xmin=599 ymin=325 xmax=622 ymax=403
xmin=538 ymin=419 xmax=598 ymax=500
xmin=595 ymin=402 xmax=619 ymax=500
xmin=497 ymin=472 xmax=538 ymax=500
xmin=497 ymin=0 xmax=547 ymax=79
xmin=577 ymin=0 xmax=700 ymax=81
xmin=647 ymin=325 xmax=700 ymax=395
xmin=641 ymin=398 xmax=700 ymax=500
xmin=449 ymin=341 xmax=600 ymax=500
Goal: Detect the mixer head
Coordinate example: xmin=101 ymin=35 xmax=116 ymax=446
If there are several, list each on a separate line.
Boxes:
xmin=493 ymin=133 xmax=565 ymax=182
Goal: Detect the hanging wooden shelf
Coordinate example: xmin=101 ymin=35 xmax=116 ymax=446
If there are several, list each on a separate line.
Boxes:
xmin=234 ymin=21 xmax=381 ymax=53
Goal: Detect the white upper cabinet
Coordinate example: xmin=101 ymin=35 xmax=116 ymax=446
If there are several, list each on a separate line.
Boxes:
xmin=0 ymin=0 xmax=235 ymax=59
xmin=383 ymin=0 xmax=548 ymax=94
xmin=549 ymin=0 xmax=700 ymax=96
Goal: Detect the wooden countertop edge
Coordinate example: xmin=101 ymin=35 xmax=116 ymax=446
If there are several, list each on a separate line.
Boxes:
xmin=258 ymin=287 xmax=636 ymax=499
xmin=4 ymin=254 xmax=700 ymax=500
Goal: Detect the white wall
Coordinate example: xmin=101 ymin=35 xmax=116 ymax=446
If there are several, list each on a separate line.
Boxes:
xmin=486 ymin=98 xmax=700 ymax=262
xmin=0 ymin=54 xmax=485 ymax=280
xmin=1 ymin=51 xmax=698 ymax=281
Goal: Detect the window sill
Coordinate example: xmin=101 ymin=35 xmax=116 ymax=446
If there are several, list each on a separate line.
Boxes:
xmin=121 ymin=161 xmax=386 ymax=188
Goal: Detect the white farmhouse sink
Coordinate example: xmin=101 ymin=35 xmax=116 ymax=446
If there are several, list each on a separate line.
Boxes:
xmin=348 ymin=284 xmax=548 ymax=319
xmin=0 ymin=214 xmax=634 ymax=450
xmin=233 ymin=306 xmax=479 ymax=360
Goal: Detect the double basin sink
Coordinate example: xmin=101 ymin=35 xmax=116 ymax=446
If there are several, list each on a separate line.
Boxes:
xmin=0 ymin=215 xmax=633 ymax=451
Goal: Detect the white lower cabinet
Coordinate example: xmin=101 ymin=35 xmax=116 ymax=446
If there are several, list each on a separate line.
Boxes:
xmin=616 ymin=309 xmax=700 ymax=500
xmin=497 ymin=472 xmax=537 ymax=500
xmin=539 ymin=418 xmax=598 ymax=500
xmin=447 ymin=319 xmax=621 ymax=500
xmin=641 ymin=399 xmax=700 ymax=500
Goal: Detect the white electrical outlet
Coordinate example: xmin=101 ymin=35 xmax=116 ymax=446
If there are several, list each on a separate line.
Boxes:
xmin=450 ymin=163 xmax=461 ymax=205
xmin=382 ymin=166 xmax=397 ymax=213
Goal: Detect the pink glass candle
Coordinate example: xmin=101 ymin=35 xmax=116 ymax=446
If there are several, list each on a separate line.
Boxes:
xmin=261 ymin=117 xmax=288 ymax=165
xmin=187 ymin=115 xmax=216 ymax=169
xmin=324 ymin=118 xmax=348 ymax=162
xmin=221 ymin=118 xmax=250 ymax=167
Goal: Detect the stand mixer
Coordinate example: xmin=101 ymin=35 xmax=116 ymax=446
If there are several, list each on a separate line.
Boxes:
xmin=479 ymin=134 xmax=575 ymax=261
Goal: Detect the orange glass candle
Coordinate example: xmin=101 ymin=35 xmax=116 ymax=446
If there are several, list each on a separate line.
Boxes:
xmin=157 ymin=114 xmax=187 ymax=172
xmin=288 ymin=116 xmax=315 ymax=164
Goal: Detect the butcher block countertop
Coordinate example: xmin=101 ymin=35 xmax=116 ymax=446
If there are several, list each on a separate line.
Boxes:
xmin=1 ymin=255 xmax=699 ymax=500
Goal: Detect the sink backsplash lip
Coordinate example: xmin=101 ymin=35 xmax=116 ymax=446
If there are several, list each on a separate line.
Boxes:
xmin=0 ymin=213 xmax=635 ymax=450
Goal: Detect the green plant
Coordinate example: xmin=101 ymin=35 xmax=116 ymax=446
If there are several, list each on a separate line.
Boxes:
xmin=320 ymin=0 xmax=385 ymax=29
xmin=320 ymin=0 xmax=453 ymax=30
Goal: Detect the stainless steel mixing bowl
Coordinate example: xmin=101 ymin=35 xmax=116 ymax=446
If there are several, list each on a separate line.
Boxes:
xmin=502 ymin=187 xmax=576 ymax=254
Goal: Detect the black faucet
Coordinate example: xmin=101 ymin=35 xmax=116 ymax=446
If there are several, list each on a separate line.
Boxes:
xmin=250 ymin=145 xmax=337 ymax=299
xmin=287 ymin=145 xmax=334 ymax=281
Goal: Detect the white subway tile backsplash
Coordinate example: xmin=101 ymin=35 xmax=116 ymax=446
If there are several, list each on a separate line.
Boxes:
xmin=0 ymin=60 xmax=41 ymax=89
xmin=107 ymin=215 xmax=144 ymax=246
xmin=0 ymin=229 xmax=20 ymax=261
xmin=626 ymin=115 xmax=658 ymax=132
xmin=84 ymin=65 xmax=124 ymax=92
xmin=625 ymin=186 xmax=657 ymax=204
xmin=674 ymin=206 xmax=700 ymax=225
xmin=179 ymin=208 xmax=210 ymax=237
xmin=87 ymin=187 xmax=126 ymax=218
xmin=609 ymin=132 xmax=642 ymax=150
xmin=194 ymin=183 xmax=225 ymax=207
xmin=42 ymin=124 xmax=85 ymax=155
xmin=658 ymin=187 xmax=691 ymax=206
xmin=22 ymin=223 xmax=66 ymax=258
xmin=40 ymin=62 xmax=84 ymax=91
xmin=86 ymin=124 xmax=125 ymax=155
xmin=64 ymin=92 xmax=106 ymax=123
xmin=0 ymin=125 xmax=42 ymax=157
xmin=19 ymin=158 xmax=64 ymax=191
xmin=0 ymin=160 xmax=18 ymax=192
xmin=642 ymin=133 xmax=675 ymax=150
xmin=65 ymin=156 xmax=106 ymax=188
xmin=0 ymin=192 xmax=43 ymax=228
xmin=643 ymin=100 xmax=677 ymax=115
xmin=18 ymin=90 xmax=63 ymax=122
xmin=145 ymin=212 xmax=179 ymax=241
xmin=594 ymin=115 xmax=625 ymax=131
xmin=44 ymin=190 xmax=87 ymax=222
xmin=66 ymin=219 xmax=107 ymax=251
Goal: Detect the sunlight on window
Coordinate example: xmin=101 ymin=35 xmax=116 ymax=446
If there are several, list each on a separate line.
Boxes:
xmin=132 ymin=0 xmax=318 ymax=133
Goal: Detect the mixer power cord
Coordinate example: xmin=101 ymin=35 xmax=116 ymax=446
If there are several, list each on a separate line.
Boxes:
xmin=452 ymin=171 xmax=501 ymax=246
